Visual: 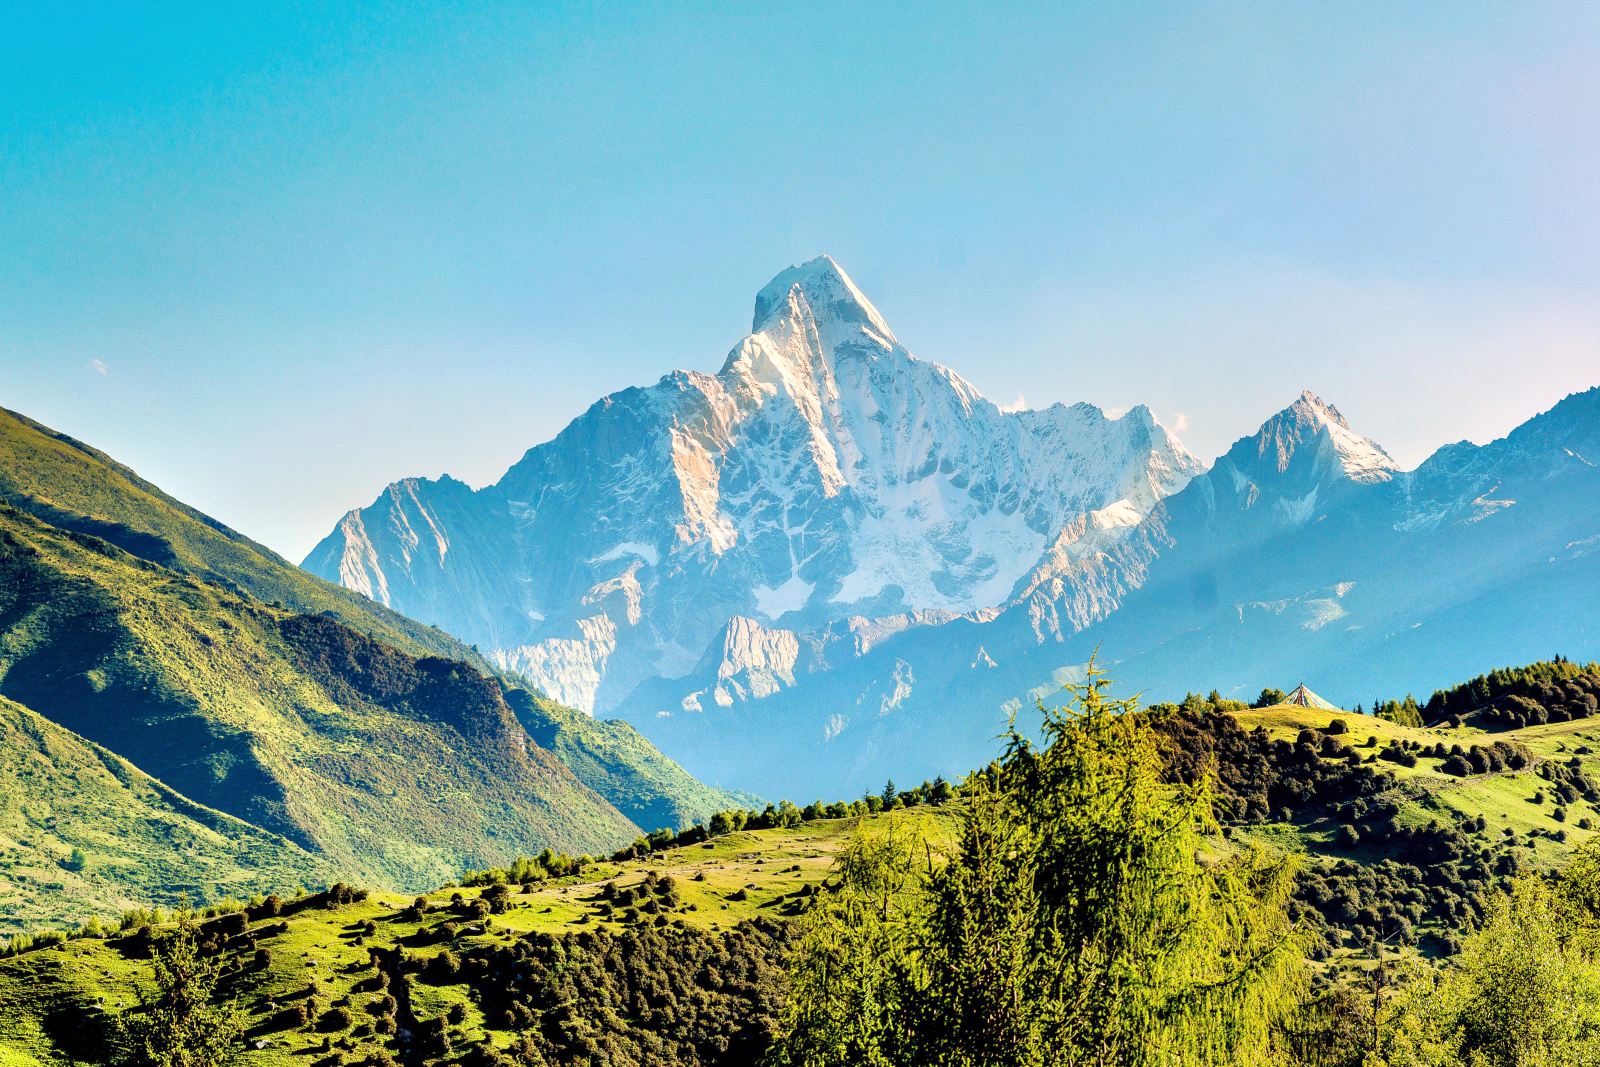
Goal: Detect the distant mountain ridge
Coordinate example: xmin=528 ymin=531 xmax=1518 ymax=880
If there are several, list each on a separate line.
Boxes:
xmin=303 ymin=258 xmax=1600 ymax=798
xmin=624 ymin=383 xmax=1600 ymax=797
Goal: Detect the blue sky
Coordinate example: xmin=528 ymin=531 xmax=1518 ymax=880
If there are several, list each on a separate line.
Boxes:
xmin=6 ymin=2 xmax=1600 ymax=560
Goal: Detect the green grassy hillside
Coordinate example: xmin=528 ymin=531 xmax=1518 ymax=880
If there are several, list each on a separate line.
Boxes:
xmin=0 ymin=694 xmax=329 ymax=935
xmin=0 ymin=812 xmax=902 ymax=1067
xmin=508 ymin=690 xmax=747 ymax=834
xmin=1171 ymin=685 xmax=1600 ymax=959
xmin=0 ymin=408 xmax=457 ymax=660
xmin=7 ymin=667 xmax=1600 ymax=1065
xmin=0 ymin=406 xmax=732 ymax=832
xmin=1235 ymin=702 xmax=1600 ymax=864
xmin=0 ymin=502 xmax=636 ymax=902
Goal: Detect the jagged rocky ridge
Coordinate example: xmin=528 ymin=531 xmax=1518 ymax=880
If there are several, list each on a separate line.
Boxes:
xmin=622 ymin=384 xmax=1600 ymax=797
xmin=305 ymin=257 xmax=1201 ymax=720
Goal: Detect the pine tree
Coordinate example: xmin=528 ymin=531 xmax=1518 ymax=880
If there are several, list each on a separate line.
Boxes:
xmin=116 ymin=911 xmax=243 ymax=1067
xmin=1376 ymin=696 xmax=1423 ymax=728
xmin=996 ymin=665 xmax=1305 ymax=1065
xmin=766 ymin=819 xmax=925 ymax=1067
xmin=911 ymin=782 xmax=1042 ymax=1066
xmin=767 ymin=663 xmax=1305 ymax=1067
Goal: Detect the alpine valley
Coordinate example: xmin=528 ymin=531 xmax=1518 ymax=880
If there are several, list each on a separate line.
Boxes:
xmin=305 ymin=257 xmax=1600 ymax=799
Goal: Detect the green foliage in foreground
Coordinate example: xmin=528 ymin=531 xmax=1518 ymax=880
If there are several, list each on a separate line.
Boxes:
xmin=759 ymin=675 xmax=1600 ymax=1067
xmin=0 ymin=816 xmax=860 ymax=1067
xmin=8 ymin=739 xmax=1600 ymax=1066
xmin=15 ymin=657 xmax=1600 ymax=1066
xmin=769 ymin=667 xmax=1305 ymax=1067
xmin=114 ymin=913 xmax=244 ymax=1067
xmin=1378 ymin=853 xmax=1600 ymax=1066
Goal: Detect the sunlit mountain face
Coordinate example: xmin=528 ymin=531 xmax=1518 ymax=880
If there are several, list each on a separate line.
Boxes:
xmin=306 ymin=261 xmax=1600 ymax=798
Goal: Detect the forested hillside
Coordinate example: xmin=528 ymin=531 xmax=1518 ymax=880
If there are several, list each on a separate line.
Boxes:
xmin=8 ymin=661 xmax=1600 ymax=1065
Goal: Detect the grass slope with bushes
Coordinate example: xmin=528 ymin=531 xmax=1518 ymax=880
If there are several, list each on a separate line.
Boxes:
xmin=1152 ymin=663 xmax=1600 ymax=963
xmin=0 ymin=814 xmax=890 ymax=1067
xmin=0 ymin=405 xmax=732 ymax=838
xmin=0 ymin=501 xmax=637 ymax=904
xmin=0 ymin=693 xmax=328 ymax=934
xmin=6 ymin=662 xmax=1600 ymax=1064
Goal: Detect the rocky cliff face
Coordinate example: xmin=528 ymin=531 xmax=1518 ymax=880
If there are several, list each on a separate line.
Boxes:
xmin=304 ymin=256 xmax=1202 ymax=715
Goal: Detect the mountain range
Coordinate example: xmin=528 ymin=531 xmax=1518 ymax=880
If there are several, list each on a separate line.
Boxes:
xmin=306 ymin=258 xmax=1600 ymax=798
xmin=306 ymin=257 xmax=1200 ymax=713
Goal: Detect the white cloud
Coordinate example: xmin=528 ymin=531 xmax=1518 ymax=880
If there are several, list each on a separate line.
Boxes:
xmin=1171 ymin=411 xmax=1190 ymax=432
xmin=87 ymin=358 xmax=107 ymax=376
xmin=999 ymin=391 xmax=1028 ymax=413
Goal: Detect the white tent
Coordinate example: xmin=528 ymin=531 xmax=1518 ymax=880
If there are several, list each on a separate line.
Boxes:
xmin=1285 ymin=683 xmax=1339 ymax=710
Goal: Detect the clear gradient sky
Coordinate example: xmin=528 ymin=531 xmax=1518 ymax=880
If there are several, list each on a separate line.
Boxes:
xmin=6 ymin=3 xmax=1600 ymax=561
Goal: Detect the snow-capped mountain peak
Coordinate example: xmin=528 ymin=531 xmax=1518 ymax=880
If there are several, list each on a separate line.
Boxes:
xmin=1240 ymin=390 xmax=1397 ymax=485
xmin=302 ymin=255 xmax=1600 ymax=798
xmin=305 ymin=257 xmax=1203 ymax=714
xmin=751 ymin=255 xmax=896 ymax=342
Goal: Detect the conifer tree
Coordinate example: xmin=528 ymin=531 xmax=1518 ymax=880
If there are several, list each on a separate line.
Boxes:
xmin=117 ymin=911 xmax=243 ymax=1067
xmin=990 ymin=664 xmax=1304 ymax=1066
xmin=911 ymin=782 xmax=1042 ymax=1066
xmin=768 ymin=663 xmax=1305 ymax=1067
xmin=767 ymin=819 xmax=925 ymax=1067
